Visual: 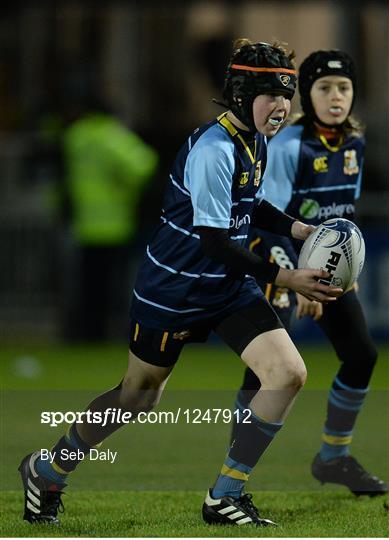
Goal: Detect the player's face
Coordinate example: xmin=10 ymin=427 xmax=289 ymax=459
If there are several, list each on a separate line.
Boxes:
xmin=252 ymin=93 xmax=291 ymax=136
xmin=310 ymin=76 xmax=353 ymax=126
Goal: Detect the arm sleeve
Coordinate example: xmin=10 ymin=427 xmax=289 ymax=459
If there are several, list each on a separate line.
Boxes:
xmin=198 ymin=226 xmax=280 ymax=283
xmin=252 ymin=199 xmax=296 ymax=237
xmin=184 ymin=137 xmax=235 ymax=228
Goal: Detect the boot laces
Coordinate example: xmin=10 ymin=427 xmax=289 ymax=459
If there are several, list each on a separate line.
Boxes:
xmin=341 ymin=456 xmax=372 ymax=480
xmin=237 ymin=493 xmax=260 ymax=518
xmin=44 ymin=490 xmax=65 ymax=515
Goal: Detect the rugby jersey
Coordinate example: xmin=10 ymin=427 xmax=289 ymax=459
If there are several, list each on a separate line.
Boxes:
xmin=131 ymin=112 xmax=268 ymax=328
xmin=251 ymin=123 xmax=365 ymax=294
xmin=260 ymin=124 xmax=364 ymax=222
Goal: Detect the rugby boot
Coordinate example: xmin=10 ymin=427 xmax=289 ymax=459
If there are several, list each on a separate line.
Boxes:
xmin=312 ymin=453 xmax=388 ymax=496
xmin=18 ymin=451 xmax=66 ymax=524
xmin=202 ymin=489 xmax=276 ymax=526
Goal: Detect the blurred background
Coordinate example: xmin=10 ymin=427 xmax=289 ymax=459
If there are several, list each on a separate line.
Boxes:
xmin=0 ymin=1 xmax=388 ymax=345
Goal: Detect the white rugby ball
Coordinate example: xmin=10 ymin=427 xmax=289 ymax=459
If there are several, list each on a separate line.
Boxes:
xmin=298 ymin=218 xmax=365 ymax=292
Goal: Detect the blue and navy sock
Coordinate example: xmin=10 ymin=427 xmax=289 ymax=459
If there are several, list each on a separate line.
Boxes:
xmin=212 ymin=402 xmax=283 ymax=499
xmin=320 ymin=375 xmax=368 ymax=462
xmin=36 ymin=424 xmax=95 ymax=484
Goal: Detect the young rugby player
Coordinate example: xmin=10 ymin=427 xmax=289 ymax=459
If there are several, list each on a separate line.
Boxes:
xmin=234 ymin=49 xmax=388 ymax=497
xmin=19 ymin=39 xmax=344 ymax=527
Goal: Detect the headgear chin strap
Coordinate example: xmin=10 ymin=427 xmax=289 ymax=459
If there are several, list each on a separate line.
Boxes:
xmin=298 ymin=49 xmax=357 ymax=127
xmin=222 ymin=42 xmax=297 ymax=131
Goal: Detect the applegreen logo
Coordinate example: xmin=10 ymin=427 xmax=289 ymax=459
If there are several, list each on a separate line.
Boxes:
xmin=299 ymin=199 xmax=320 ymax=219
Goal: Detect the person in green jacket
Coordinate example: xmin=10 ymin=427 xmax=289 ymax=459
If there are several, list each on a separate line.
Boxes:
xmin=62 ymin=95 xmax=158 ymax=342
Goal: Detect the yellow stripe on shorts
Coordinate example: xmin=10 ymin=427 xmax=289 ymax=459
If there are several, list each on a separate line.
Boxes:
xmin=160 ymin=331 xmax=169 ymax=352
xmin=133 ymin=322 xmax=140 ymax=342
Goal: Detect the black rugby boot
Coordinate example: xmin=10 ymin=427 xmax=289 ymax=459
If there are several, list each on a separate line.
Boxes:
xmin=202 ymin=489 xmax=276 ymax=526
xmin=18 ymin=451 xmax=66 ymax=524
xmin=312 ymin=453 xmax=388 ymax=496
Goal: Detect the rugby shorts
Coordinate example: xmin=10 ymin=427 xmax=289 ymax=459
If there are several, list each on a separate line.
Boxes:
xmin=129 ymin=296 xmax=283 ymax=367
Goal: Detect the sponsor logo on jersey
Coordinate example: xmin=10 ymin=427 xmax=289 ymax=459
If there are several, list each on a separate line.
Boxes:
xmin=343 ymin=149 xmax=359 ymax=175
xmin=254 ymin=160 xmax=262 ymax=187
xmin=313 ymin=155 xmax=329 ymax=173
xmin=230 ymin=213 xmax=251 ymax=229
xmin=299 ymin=199 xmax=321 ymax=219
xmin=299 ymin=198 xmax=355 ymax=220
xmin=270 ymin=246 xmax=294 ymax=269
xmin=239 ymin=171 xmax=249 ymax=187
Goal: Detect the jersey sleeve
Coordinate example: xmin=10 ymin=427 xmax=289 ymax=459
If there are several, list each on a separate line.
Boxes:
xmin=355 ymin=156 xmax=364 ymax=200
xmin=184 ymin=134 xmax=235 ymax=228
xmin=256 ymin=125 xmax=302 ymax=211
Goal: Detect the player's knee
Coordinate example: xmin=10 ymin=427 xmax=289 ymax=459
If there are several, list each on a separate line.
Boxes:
xmin=259 ymin=354 xmax=307 ymax=390
xmin=292 ymin=363 xmax=307 ymax=388
xmin=282 ymin=360 xmax=307 ymax=390
xmin=119 ymin=379 xmax=163 ymax=413
xmin=119 ymin=389 xmax=161 ymax=413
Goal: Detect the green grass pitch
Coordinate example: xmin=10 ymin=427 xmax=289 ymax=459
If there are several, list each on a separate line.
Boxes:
xmin=1 ymin=342 xmax=388 ymax=537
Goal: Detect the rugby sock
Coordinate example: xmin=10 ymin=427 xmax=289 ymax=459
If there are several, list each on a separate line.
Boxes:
xmin=36 ymin=457 xmax=68 ymax=486
xmin=36 ymin=424 xmax=94 ymax=483
xmin=319 ymin=375 xmax=368 ymax=462
xmin=230 ymin=389 xmax=257 ymax=444
xmin=212 ymin=457 xmax=252 ymax=499
xmin=212 ymin=403 xmax=283 ymax=499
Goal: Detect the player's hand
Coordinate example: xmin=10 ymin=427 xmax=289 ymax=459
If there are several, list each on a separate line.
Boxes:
xmin=275 ymin=268 xmax=343 ymax=303
xmin=296 ymin=292 xmax=323 ymax=321
xmin=291 ymin=221 xmax=316 ymax=241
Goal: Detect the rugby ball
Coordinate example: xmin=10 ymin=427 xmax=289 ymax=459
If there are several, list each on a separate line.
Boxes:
xmin=298 ymin=218 xmax=365 ymax=292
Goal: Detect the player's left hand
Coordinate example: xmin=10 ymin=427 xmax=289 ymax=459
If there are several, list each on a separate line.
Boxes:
xmin=291 ymin=221 xmax=316 ymax=241
xmin=296 ymin=292 xmax=323 ymax=321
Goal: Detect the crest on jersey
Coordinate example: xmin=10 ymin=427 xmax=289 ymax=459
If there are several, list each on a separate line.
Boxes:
xmin=254 ymin=160 xmax=262 ymax=187
xmin=313 ymin=155 xmax=328 ymax=173
xmin=239 ymin=171 xmax=249 ymax=187
xmin=272 ymin=287 xmax=291 ymax=309
xmin=280 ymin=74 xmax=291 ymax=86
xmin=343 ymin=149 xmax=359 ymax=175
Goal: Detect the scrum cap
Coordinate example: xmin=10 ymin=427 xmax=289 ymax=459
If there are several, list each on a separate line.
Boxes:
xmin=223 ymin=42 xmax=297 ymax=131
xmin=299 ymin=49 xmax=357 ymax=122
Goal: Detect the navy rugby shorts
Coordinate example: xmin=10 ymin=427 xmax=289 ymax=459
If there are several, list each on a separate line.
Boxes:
xmin=129 ymin=296 xmax=283 ymax=367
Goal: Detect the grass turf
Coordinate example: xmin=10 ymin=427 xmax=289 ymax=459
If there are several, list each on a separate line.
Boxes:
xmin=1 ymin=343 xmax=388 ymax=537
xmin=1 ymin=490 xmax=389 ymax=537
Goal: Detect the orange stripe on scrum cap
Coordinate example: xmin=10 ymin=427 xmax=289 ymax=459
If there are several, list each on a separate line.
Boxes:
xmin=231 ymin=64 xmax=297 ymax=75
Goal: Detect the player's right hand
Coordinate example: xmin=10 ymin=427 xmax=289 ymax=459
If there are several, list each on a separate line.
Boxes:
xmin=275 ymin=268 xmax=343 ymax=303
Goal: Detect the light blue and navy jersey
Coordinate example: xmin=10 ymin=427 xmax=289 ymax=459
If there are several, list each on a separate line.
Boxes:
xmin=260 ymin=124 xmax=364 ymax=223
xmin=131 ymin=112 xmax=267 ymax=329
xmin=251 ymin=122 xmax=364 ymax=311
